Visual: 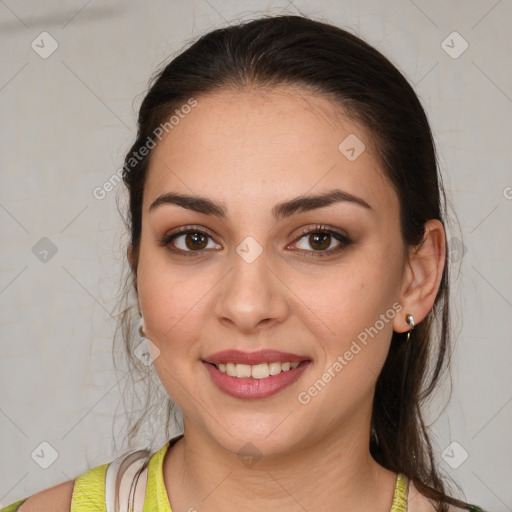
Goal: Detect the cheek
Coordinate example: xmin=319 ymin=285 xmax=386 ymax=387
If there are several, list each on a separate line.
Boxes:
xmin=294 ymin=256 xmax=401 ymax=339
xmin=135 ymin=251 xmax=213 ymax=403
xmin=292 ymin=251 xmax=403 ymax=395
xmin=135 ymin=243 xmax=211 ymax=345
xmin=295 ymin=266 xmax=401 ymax=416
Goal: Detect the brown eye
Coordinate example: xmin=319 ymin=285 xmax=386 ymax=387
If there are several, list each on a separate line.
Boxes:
xmin=293 ymin=225 xmax=352 ymax=258
xmin=183 ymin=232 xmax=208 ymax=250
xmin=161 ymin=227 xmax=221 ymax=256
xmin=307 ymin=232 xmax=332 ymax=251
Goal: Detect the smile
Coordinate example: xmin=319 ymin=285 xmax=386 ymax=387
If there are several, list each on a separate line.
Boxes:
xmin=202 ymin=360 xmax=312 ymax=399
xmin=212 ymin=361 xmax=301 ymax=379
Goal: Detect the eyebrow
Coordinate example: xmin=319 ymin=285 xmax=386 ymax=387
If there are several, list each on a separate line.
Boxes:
xmin=149 ymin=189 xmax=373 ymax=220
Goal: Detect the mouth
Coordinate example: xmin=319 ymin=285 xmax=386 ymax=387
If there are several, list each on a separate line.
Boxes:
xmin=204 ymin=360 xmax=310 ymax=379
xmin=201 ymin=351 xmax=312 ymax=399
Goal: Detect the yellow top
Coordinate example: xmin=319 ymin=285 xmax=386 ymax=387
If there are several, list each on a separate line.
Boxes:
xmin=70 ymin=434 xmax=409 ymax=512
xmin=0 ymin=435 xmax=409 ymax=511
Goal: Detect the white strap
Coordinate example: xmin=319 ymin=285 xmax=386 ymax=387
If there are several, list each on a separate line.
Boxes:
xmin=131 ymin=465 xmax=148 ymax=512
xmin=105 ymin=448 xmax=150 ymax=512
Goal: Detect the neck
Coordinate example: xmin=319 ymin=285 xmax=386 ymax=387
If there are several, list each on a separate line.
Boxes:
xmin=163 ymin=418 xmax=397 ymax=512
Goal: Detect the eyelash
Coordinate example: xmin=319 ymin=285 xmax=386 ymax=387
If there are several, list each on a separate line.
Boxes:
xmin=159 ymin=224 xmax=352 ymax=259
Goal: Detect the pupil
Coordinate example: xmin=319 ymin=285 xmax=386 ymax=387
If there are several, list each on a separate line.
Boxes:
xmin=311 ymin=233 xmax=330 ymax=250
xmin=186 ymin=233 xmax=207 ymax=250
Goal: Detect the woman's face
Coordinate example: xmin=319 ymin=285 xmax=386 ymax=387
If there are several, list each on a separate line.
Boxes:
xmin=135 ymin=86 xmax=408 ymax=457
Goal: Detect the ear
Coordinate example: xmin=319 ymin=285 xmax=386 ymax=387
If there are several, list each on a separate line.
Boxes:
xmin=127 ymin=244 xmax=135 ymax=271
xmin=127 ymin=244 xmax=138 ymax=293
xmin=393 ymin=219 xmax=446 ymax=333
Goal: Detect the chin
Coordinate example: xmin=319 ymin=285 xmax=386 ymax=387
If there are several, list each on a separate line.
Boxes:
xmin=204 ymin=422 xmax=305 ymax=462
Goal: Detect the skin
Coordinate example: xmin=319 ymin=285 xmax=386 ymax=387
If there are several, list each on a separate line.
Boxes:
xmin=128 ymin=85 xmax=445 ymax=512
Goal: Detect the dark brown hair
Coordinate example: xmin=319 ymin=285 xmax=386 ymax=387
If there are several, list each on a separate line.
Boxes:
xmin=116 ymin=13 xmax=480 ymax=512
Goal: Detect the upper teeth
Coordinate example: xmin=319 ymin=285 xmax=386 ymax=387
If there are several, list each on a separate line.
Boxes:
xmin=216 ymin=361 xmax=301 ymax=379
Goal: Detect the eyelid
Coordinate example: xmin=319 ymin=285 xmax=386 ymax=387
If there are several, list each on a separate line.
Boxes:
xmin=163 ymin=224 xmax=216 ymax=239
xmin=292 ymin=224 xmax=349 ymax=242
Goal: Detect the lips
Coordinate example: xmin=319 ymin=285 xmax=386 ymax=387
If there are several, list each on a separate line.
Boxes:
xmin=202 ymin=349 xmax=311 ymax=366
xmin=203 ymin=359 xmax=312 ymax=399
xmin=202 ymin=349 xmax=313 ymax=399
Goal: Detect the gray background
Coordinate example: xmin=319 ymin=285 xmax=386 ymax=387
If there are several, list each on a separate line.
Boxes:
xmin=1 ymin=0 xmax=511 ymax=510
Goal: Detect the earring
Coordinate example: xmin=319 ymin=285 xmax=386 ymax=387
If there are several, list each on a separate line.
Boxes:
xmin=137 ymin=310 xmax=146 ymax=339
xmin=134 ymin=311 xmax=160 ymax=365
xmin=405 ymin=313 xmax=415 ymax=342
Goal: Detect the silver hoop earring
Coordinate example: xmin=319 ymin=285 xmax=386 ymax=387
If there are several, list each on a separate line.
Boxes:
xmin=406 ymin=313 xmax=415 ymax=342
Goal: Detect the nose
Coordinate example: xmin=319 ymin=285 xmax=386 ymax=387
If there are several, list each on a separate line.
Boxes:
xmin=214 ymin=243 xmax=289 ymax=334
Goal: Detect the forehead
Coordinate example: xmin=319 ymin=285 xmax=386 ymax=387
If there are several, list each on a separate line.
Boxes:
xmin=143 ymin=86 xmax=396 ymax=216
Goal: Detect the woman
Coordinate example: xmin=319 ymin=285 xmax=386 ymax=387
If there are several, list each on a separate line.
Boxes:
xmin=4 ymin=14 xmax=486 ymax=512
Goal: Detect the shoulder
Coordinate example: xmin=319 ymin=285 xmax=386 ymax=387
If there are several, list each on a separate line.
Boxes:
xmin=10 ymin=442 xmax=169 ymax=512
xmin=15 ymin=461 xmax=109 ymax=512
xmin=7 ymin=441 xmax=158 ymax=512
xmin=17 ymin=480 xmax=75 ymax=512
